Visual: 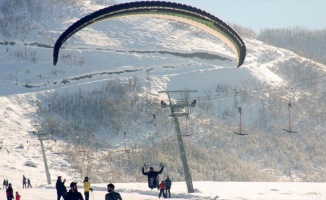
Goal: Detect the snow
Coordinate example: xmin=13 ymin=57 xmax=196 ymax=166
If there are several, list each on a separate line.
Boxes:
xmin=4 ymin=181 xmax=326 ymax=200
xmin=0 ymin=1 xmax=326 ymax=199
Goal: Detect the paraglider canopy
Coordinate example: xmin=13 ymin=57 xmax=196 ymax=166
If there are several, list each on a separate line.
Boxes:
xmin=53 ymin=1 xmax=246 ymax=67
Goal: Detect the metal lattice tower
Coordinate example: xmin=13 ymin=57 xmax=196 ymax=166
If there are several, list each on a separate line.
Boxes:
xmin=37 ymin=131 xmax=51 ymax=184
xmin=159 ymin=90 xmax=197 ymax=193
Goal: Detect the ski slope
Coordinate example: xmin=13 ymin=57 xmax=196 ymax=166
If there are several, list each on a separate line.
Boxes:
xmin=1 ymin=1 xmax=326 ymax=199
xmin=4 ymin=181 xmax=326 ymax=200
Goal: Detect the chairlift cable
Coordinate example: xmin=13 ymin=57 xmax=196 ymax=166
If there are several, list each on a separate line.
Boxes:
xmin=153 ymin=76 xmax=326 ymax=103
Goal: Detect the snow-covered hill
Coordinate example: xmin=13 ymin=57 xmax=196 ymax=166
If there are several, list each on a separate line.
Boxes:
xmin=1 ymin=1 xmax=326 ymax=199
xmin=0 ymin=1 xmax=295 ymax=97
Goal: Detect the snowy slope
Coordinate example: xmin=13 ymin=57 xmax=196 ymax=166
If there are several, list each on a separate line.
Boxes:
xmin=0 ymin=93 xmax=79 ymax=187
xmin=1 ymin=1 xmax=326 ymax=199
xmin=10 ymin=182 xmax=326 ymax=200
xmin=0 ymin=1 xmax=294 ymax=97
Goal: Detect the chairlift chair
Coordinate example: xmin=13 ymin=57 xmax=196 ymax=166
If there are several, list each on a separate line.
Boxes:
xmin=182 ymin=115 xmax=192 ymax=137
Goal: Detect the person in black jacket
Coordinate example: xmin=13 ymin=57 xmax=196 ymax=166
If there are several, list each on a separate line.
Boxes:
xmin=6 ymin=183 xmax=14 ymax=200
xmin=105 ymin=183 xmax=122 ymax=200
xmin=22 ymin=175 xmax=27 ymax=189
xmin=56 ymin=176 xmax=67 ymax=200
xmin=142 ymin=164 xmax=164 ymax=189
xmin=27 ymin=178 xmax=32 ymax=188
xmin=65 ymin=182 xmax=84 ymax=200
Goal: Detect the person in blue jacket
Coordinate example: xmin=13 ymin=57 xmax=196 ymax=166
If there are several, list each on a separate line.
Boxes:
xmin=165 ymin=176 xmax=172 ymax=198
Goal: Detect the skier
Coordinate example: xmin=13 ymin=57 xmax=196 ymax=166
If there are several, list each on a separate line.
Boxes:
xmin=3 ymin=179 xmax=6 ymax=189
xmin=142 ymin=163 xmax=164 ymax=189
xmin=56 ymin=176 xmax=67 ymax=200
xmin=158 ymin=181 xmax=166 ymax=199
xmin=22 ymin=175 xmax=27 ymax=188
xmin=15 ymin=191 xmax=21 ymax=200
xmin=165 ymin=176 xmax=172 ymax=198
xmin=65 ymin=182 xmax=84 ymax=200
xmin=83 ymin=177 xmax=93 ymax=200
xmin=6 ymin=183 xmax=14 ymax=200
xmin=105 ymin=183 xmax=122 ymax=200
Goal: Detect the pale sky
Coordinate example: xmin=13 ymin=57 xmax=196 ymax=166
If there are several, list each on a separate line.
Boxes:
xmin=119 ymin=0 xmax=326 ymax=32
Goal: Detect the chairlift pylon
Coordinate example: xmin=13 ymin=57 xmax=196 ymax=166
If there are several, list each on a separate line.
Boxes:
xmin=283 ymin=102 xmax=298 ymax=133
xmin=233 ymin=107 xmax=248 ymax=136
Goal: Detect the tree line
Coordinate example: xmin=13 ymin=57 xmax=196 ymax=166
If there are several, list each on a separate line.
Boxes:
xmin=233 ymin=24 xmax=326 ymax=65
xmin=35 ymin=68 xmax=326 ymax=182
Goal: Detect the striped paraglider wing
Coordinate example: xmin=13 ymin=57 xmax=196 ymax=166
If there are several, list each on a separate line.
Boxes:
xmin=53 ymin=1 xmax=246 ymax=67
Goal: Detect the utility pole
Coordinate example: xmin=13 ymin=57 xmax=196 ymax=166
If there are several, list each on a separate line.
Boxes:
xmin=159 ymin=90 xmax=197 ymax=193
xmin=37 ymin=131 xmax=51 ymax=184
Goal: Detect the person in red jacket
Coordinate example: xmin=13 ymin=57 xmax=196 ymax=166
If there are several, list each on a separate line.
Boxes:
xmin=158 ymin=181 xmax=166 ymax=198
xmin=16 ymin=191 xmax=21 ymax=200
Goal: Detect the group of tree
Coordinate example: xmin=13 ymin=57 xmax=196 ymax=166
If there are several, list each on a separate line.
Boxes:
xmin=35 ymin=66 xmax=326 ymax=182
xmin=233 ymin=24 xmax=326 ymax=65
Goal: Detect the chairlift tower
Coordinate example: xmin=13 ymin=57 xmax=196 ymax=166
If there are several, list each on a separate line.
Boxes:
xmin=238 ymin=107 xmax=242 ymax=134
xmin=159 ymin=90 xmax=197 ymax=193
xmin=37 ymin=131 xmax=51 ymax=185
xmin=234 ymin=107 xmax=248 ymax=136
xmin=283 ymin=102 xmax=298 ymax=133
xmin=287 ymin=102 xmax=292 ymax=132
xmin=145 ymin=68 xmax=153 ymax=102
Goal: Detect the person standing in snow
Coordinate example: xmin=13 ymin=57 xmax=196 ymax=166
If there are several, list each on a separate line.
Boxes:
xmin=158 ymin=181 xmax=166 ymax=198
xmin=3 ymin=179 xmax=6 ymax=189
xmin=22 ymin=175 xmax=27 ymax=188
xmin=6 ymin=183 xmax=14 ymax=200
xmin=165 ymin=176 xmax=172 ymax=198
xmin=142 ymin=164 xmax=164 ymax=189
xmin=65 ymin=182 xmax=84 ymax=200
xmin=56 ymin=176 xmax=67 ymax=200
xmin=3 ymin=179 xmax=8 ymax=189
xmin=105 ymin=183 xmax=122 ymax=200
xmin=15 ymin=191 xmax=21 ymax=200
xmin=83 ymin=177 xmax=93 ymax=200
xmin=27 ymin=178 xmax=32 ymax=188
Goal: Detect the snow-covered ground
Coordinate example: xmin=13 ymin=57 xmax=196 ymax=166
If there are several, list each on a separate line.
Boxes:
xmin=1 ymin=1 xmax=326 ymax=199
xmin=5 ymin=181 xmax=326 ymax=200
xmin=1 ymin=92 xmax=324 ymax=200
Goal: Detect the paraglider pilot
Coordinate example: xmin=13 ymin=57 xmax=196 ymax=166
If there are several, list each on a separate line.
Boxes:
xmin=142 ymin=163 xmax=164 ymax=189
